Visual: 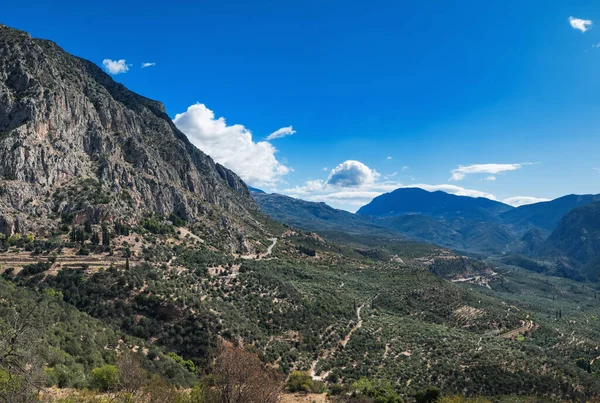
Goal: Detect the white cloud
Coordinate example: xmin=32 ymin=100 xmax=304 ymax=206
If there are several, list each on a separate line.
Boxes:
xmin=503 ymin=196 xmax=550 ymax=207
xmin=102 ymin=59 xmax=130 ymax=75
xmin=327 ymin=160 xmax=380 ymax=187
xmin=173 ymin=103 xmax=290 ymax=186
xmin=384 ymin=172 xmax=398 ymax=179
xmin=569 ymin=16 xmax=592 ymax=32
xmin=266 ymin=126 xmax=296 ymax=140
xmin=322 ymin=167 xmax=329 ymax=171
xmin=282 ymin=159 xmax=503 ymax=211
xmin=386 ymin=156 xmax=392 ymax=160
xmin=449 ymin=163 xmax=525 ymax=181
xmin=408 ymin=184 xmax=497 ymax=200
xmin=401 ymin=166 xmax=409 ymax=171
xmin=594 ymin=168 xmax=600 ymax=174
xmin=141 ymin=62 xmax=156 ymax=68
xmin=484 ymin=176 xmax=496 ymax=181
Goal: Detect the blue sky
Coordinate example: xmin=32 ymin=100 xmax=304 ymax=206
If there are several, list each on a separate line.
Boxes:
xmin=2 ymin=0 xmax=600 ymax=211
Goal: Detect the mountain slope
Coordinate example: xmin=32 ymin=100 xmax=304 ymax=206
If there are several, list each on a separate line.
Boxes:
xmin=253 ymin=192 xmax=405 ymax=238
xmin=540 ymin=202 xmax=600 ymax=278
xmin=0 ymin=24 xmax=260 ymax=251
xmin=501 ymin=194 xmax=600 ymax=231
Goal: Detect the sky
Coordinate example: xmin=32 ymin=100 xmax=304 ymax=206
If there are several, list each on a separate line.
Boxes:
xmin=2 ymin=0 xmax=600 ymax=211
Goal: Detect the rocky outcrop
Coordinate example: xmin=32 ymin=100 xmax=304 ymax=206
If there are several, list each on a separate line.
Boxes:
xmin=0 ymin=24 xmax=259 ymax=245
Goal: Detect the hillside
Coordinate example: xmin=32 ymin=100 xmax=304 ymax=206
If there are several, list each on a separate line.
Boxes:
xmin=540 ymin=202 xmax=600 ymax=279
xmin=253 ymin=192 xmax=405 ymax=238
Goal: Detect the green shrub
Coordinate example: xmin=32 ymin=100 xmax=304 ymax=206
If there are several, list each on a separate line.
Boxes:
xmin=90 ymin=364 xmax=120 ymax=391
xmin=286 ymin=371 xmax=315 ymax=393
xmin=415 ymin=386 xmax=441 ymax=403
xmin=352 ymin=377 xmax=402 ymax=403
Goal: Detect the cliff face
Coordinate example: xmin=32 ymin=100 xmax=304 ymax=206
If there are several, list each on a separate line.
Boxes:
xmin=0 ymin=25 xmax=258 ymax=247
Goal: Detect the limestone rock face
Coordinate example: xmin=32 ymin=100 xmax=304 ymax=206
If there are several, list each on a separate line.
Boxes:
xmin=0 ymin=24 xmax=258 ymax=247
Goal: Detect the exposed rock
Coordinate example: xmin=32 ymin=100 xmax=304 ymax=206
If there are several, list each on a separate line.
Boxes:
xmin=0 ymin=24 xmax=262 ymax=251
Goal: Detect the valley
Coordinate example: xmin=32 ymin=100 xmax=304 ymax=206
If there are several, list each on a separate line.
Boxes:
xmin=0 ymin=22 xmax=600 ymax=403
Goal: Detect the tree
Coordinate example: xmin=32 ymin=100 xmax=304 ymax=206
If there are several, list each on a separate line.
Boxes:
xmin=286 ymin=371 xmax=314 ymax=393
xmin=91 ymin=231 xmax=100 ymax=245
xmin=0 ymin=303 xmax=44 ymax=402
xmin=116 ymin=349 xmax=148 ymax=396
xmin=212 ymin=342 xmax=281 ymax=403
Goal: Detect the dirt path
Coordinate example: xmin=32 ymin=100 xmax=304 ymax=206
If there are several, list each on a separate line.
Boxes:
xmin=266 ymin=237 xmax=277 ymax=255
xmin=341 ymin=305 xmax=363 ymax=347
xmin=309 ymin=304 xmax=364 ymax=380
xmin=500 ymin=320 xmax=534 ymax=339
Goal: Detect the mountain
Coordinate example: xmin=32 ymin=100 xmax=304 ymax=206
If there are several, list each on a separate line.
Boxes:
xmin=357 ymin=187 xmax=513 ymax=221
xmin=255 ymin=191 xmax=517 ymax=253
xmin=501 ymin=194 xmax=600 ymax=231
xmin=253 ymin=192 xmax=405 ymax=238
xmin=540 ymin=202 xmax=600 ymax=279
xmin=0 ymin=24 xmax=261 ymax=252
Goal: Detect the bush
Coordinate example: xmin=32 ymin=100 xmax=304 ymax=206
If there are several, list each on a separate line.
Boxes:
xmin=415 ymin=386 xmax=441 ymax=403
xmin=352 ymin=377 xmax=402 ymax=403
xmin=286 ymin=371 xmax=316 ymax=393
xmin=90 ymin=364 xmax=120 ymax=391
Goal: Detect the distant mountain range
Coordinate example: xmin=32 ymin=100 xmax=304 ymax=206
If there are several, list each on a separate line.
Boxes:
xmin=253 ymin=187 xmax=600 ymax=279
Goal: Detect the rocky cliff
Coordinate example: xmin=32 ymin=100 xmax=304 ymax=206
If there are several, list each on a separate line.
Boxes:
xmin=0 ymin=24 xmax=260 ymax=250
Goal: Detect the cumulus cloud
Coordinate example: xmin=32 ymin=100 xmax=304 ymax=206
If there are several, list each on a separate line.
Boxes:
xmin=569 ymin=16 xmax=592 ymax=32
xmin=141 ymin=62 xmax=156 ymax=68
xmin=327 ymin=160 xmax=380 ymax=187
xmin=503 ymin=196 xmax=550 ymax=207
xmin=102 ymin=59 xmax=130 ymax=75
xmin=266 ymin=126 xmax=296 ymax=140
xmin=449 ymin=163 xmax=525 ymax=181
xmin=386 ymin=156 xmax=392 ymax=160
xmin=281 ymin=159 xmax=503 ymax=211
xmin=484 ymin=176 xmax=497 ymax=181
xmin=173 ymin=103 xmax=290 ymax=186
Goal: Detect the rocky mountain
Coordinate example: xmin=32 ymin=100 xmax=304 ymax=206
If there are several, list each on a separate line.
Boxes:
xmin=501 ymin=194 xmax=600 ymax=231
xmin=0 ymin=25 xmax=261 ymax=251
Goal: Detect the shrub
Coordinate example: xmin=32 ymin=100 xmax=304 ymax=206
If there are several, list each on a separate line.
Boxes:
xmin=415 ymin=386 xmax=441 ymax=403
xmin=286 ymin=371 xmax=315 ymax=393
xmin=90 ymin=364 xmax=120 ymax=391
xmin=352 ymin=377 xmax=402 ymax=403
